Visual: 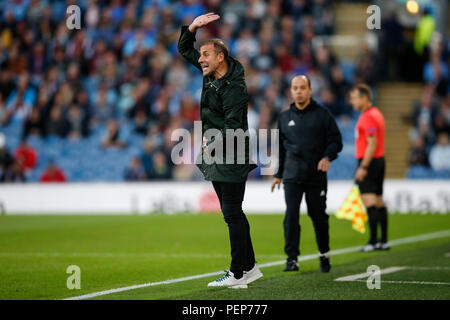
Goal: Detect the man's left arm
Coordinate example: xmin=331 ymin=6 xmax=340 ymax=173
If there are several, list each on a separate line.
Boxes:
xmin=318 ymin=110 xmax=343 ymax=172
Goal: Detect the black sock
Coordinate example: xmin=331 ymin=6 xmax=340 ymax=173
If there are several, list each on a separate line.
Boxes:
xmin=232 ymin=271 xmax=243 ymax=279
xmin=367 ymin=206 xmax=378 ymax=245
xmin=378 ymin=206 xmax=388 ymax=243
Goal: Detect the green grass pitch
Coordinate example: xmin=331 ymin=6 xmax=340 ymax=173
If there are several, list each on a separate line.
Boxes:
xmin=0 ymin=213 xmax=449 ymax=300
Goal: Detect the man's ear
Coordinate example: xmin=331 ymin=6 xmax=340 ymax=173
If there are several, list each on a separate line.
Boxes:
xmin=217 ymin=52 xmax=225 ymax=63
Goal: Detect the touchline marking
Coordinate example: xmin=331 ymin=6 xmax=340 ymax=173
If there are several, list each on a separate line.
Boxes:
xmin=351 ymin=280 xmax=450 ymax=286
xmin=335 ymin=266 xmax=450 ymax=282
xmin=406 ymin=266 xmax=450 ymax=270
xmin=335 ymin=266 xmax=406 ymax=282
xmin=62 ymin=229 xmax=450 ymax=300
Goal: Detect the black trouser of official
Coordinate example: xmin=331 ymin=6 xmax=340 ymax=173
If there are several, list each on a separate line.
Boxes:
xmin=283 ymin=175 xmax=330 ymax=262
xmin=212 ymin=181 xmax=255 ymax=277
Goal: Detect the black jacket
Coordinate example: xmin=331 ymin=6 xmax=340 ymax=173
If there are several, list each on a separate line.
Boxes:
xmin=275 ymin=99 xmax=343 ymax=183
xmin=178 ymin=26 xmax=257 ymax=182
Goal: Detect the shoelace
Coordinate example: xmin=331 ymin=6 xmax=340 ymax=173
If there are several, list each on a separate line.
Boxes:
xmin=215 ymin=270 xmax=232 ymax=282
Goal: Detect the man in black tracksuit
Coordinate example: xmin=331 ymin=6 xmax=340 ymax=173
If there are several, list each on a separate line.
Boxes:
xmin=271 ymin=75 xmax=342 ymax=273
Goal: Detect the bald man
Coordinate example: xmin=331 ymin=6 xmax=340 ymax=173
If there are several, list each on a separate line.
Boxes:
xmin=271 ymin=75 xmax=343 ymax=273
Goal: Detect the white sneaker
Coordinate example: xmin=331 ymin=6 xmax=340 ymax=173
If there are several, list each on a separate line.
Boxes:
xmin=243 ymin=265 xmax=263 ymax=284
xmin=379 ymin=242 xmax=390 ymax=250
xmin=360 ymin=243 xmax=376 ymax=252
xmin=207 ymin=270 xmax=248 ymax=289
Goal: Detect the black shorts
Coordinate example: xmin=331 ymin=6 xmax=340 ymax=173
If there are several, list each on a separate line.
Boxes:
xmin=356 ymin=157 xmax=385 ymax=195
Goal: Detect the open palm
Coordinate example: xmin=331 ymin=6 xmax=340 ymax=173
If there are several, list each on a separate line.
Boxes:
xmin=191 ymin=13 xmax=220 ymax=31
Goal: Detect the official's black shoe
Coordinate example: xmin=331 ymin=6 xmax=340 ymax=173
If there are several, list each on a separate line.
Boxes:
xmin=283 ymin=260 xmax=299 ymax=272
xmin=319 ymin=256 xmax=331 ymax=273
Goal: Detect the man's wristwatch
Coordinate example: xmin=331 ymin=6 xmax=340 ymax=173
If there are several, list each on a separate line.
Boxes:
xmin=359 ymin=165 xmax=369 ymax=170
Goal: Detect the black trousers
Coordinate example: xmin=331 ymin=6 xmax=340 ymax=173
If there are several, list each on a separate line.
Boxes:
xmin=212 ymin=181 xmax=255 ymax=275
xmin=283 ymin=175 xmax=330 ymax=261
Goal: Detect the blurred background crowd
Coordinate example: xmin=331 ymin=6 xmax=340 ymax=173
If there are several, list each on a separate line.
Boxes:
xmin=0 ymin=0 xmax=448 ymax=183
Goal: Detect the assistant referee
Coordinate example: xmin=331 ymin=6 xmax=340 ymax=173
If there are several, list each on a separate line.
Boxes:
xmin=349 ymin=84 xmax=389 ymax=252
xmin=271 ymin=75 xmax=343 ymax=273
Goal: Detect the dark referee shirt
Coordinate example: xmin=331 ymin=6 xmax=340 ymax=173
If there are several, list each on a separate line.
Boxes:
xmin=275 ymin=98 xmax=343 ymax=183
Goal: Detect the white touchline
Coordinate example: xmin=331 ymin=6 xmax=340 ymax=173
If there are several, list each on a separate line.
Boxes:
xmin=335 ymin=266 xmax=450 ymax=282
xmin=62 ymin=229 xmax=450 ymax=300
xmin=334 ymin=266 xmax=407 ymax=282
xmin=351 ymin=280 xmax=450 ymax=286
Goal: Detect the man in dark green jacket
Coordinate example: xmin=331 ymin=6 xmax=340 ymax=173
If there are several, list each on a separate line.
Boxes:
xmin=178 ymin=13 xmax=261 ymax=289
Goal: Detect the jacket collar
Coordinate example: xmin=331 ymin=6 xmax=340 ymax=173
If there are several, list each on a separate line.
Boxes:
xmin=205 ymin=57 xmax=242 ymax=92
xmin=290 ymin=98 xmax=319 ymax=113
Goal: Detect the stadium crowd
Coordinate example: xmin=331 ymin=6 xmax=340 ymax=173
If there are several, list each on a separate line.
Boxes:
xmin=5 ymin=1 xmax=448 ymax=182
xmin=0 ymin=0 xmax=367 ymax=183
xmin=408 ymin=30 xmax=450 ymax=177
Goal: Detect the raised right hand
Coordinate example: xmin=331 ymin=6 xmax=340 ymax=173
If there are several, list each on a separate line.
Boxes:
xmin=188 ymin=13 xmax=220 ymax=33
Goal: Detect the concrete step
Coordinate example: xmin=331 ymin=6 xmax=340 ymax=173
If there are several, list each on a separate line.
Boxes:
xmin=376 ymin=81 xmax=422 ymax=178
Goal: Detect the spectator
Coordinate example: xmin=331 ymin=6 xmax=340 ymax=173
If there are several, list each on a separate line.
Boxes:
xmin=92 ymin=84 xmax=117 ymax=126
xmin=409 ymin=136 xmax=429 ymax=167
xmin=411 ymin=86 xmax=440 ymax=130
xmin=75 ymin=91 xmax=92 ymax=129
xmin=101 ymin=118 xmax=126 ymax=149
xmin=433 ymin=113 xmax=450 ymax=137
xmin=40 ymin=160 xmax=67 ymax=183
xmin=22 ymin=106 xmax=44 ymax=139
xmin=423 ymin=51 xmax=449 ymax=98
xmin=67 ymin=104 xmax=88 ymax=140
xmin=3 ymin=73 xmax=36 ymax=125
xmin=329 ymin=64 xmax=351 ymax=113
xmin=149 ymin=151 xmax=171 ymax=180
xmin=414 ymin=7 xmax=435 ymax=57
xmin=355 ymin=46 xmax=378 ymax=87
xmin=178 ymin=93 xmax=199 ymax=126
xmin=133 ymin=109 xmax=149 ymax=135
xmin=14 ymin=139 xmax=37 ymax=172
xmin=1 ymin=159 xmax=26 ymax=183
xmin=429 ymin=133 xmax=450 ymax=171
xmin=0 ymin=133 xmax=13 ymax=178
xmin=0 ymin=67 xmax=15 ymax=103
xmin=127 ymin=78 xmax=152 ymax=120
xmin=174 ymin=0 xmax=206 ymax=23
xmin=166 ymin=57 xmax=190 ymax=91
xmin=140 ymin=138 xmax=156 ymax=178
xmin=124 ymin=156 xmax=147 ymax=181
xmin=45 ymin=106 xmax=69 ymax=138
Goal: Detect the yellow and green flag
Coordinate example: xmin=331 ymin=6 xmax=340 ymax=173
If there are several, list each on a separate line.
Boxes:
xmin=335 ymin=185 xmax=367 ymax=233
